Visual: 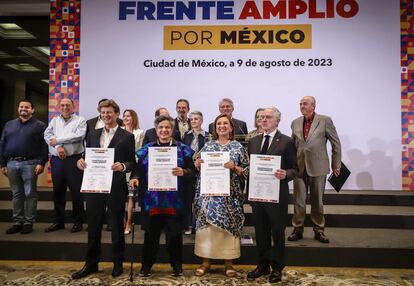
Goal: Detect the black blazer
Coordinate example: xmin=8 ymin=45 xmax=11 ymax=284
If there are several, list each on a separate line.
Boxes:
xmin=183 ymin=131 xmax=210 ymax=152
xmin=86 ymin=116 xmax=123 ymax=137
xmin=85 ymin=127 xmax=136 ymax=201
xmin=247 ymin=130 xmax=298 ymax=206
xmin=174 ymin=117 xmax=191 ymax=139
xmin=209 ymin=117 xmax=248 ymax=136
xmin=142 ymin=127 xmax=181 ymax=146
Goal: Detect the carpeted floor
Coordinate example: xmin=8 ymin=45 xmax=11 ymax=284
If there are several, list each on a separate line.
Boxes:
xmin=0 ymin=261 xmax=413 ymax=285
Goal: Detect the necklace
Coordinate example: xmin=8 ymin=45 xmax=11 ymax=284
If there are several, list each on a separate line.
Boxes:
xmin=218 ymin=139 xmax=230 ymax=150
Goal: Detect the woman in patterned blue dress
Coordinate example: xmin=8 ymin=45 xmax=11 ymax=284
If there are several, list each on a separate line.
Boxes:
xmin=193 ymin=114 xmax=249 ymax=277
xmin=129 ymin=115 xmax=195 ymax=277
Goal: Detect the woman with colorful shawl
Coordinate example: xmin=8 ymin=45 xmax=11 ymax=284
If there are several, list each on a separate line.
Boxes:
xmin=129 ymin=115 xmax=195 ymax=277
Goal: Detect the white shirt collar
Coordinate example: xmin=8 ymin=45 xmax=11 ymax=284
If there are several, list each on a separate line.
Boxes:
xmin=103 ymin=124 xmax=119 ymax=135
xmin=263 ymin=128 xmax=277 ymax=138
xmin=188 ymin=129 xmax=206 ymax=136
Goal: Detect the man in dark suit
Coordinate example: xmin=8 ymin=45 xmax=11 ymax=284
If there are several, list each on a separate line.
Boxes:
xmin=208 ymin=98 xmax=248 ymax=137
xmin=142 ymin=107 xmax=180 ymax=145
xmin=247 ymin=107 xmax=298 ymax=283
xmin=174 ymin=99 xmax=191 ymax=140
xmin=72 ymin=99 xmax=135 ymax=279
xmin=208 ymin=98 xmax=247 ymax=191
xmin=85 ymin=98 xmax=123 ymax=232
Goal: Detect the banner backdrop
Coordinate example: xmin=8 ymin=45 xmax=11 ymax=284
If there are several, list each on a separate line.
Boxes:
xmin=79 ymin=0 xmax=402 ymax=190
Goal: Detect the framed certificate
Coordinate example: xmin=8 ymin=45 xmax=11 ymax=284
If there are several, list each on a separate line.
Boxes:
xmin=148 ymin=146 xmax=177 ymax=191
xmin=81 ymin=148 xmax=114 ymax=193
xmin=200 ymin=151 xmax=230 ymax=196
xmin=248 ymin=154 xmax=281 ymax=203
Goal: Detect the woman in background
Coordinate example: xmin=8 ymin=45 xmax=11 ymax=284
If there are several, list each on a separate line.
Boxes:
xmin=122 ymin=109 xmax=144 ymax=234
xmin=245 ymin=108 xmax=265 ymax=142
xmin=182 ymin=111 xmax=210 ymax=234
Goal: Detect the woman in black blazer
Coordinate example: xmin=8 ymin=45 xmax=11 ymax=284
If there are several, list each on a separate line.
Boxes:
xmin=182 ymin=111 xmax=210 ymax=234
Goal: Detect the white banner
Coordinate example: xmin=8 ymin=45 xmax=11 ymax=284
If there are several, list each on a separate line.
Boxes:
xmin=80 ymin=0 xmax=401 ymax=190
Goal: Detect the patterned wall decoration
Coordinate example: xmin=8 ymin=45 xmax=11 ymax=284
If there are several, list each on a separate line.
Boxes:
xmin=49 ymin=0 xmax=81 ymax=185
xmin=49 ymin=0 xmax=81 ymax=119
xmin=49 ymin=0 xmax=413 ymax=190
xmin=401 ymin=0 xmax=414 ymax=191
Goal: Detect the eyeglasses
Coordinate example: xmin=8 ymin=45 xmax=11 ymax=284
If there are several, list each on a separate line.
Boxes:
xmin=259 ymin=115 xmax=275 ymax=120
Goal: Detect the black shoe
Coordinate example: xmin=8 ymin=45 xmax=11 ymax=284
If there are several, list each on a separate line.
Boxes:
xmin=44 ymin=223 xmax=64 ymax=233
xmin=71 ymin=223 xmax=83 ymax=233
xmin=314 ymin=231 xmax=330 ymax=243
xmin=112 ymin=265 xmax=123 ymax=277
xmin=71 ymin=264 xmax=98 ymax=279
xmin=287 ymin=229 xmax=303 ymax=241
xmin=247 ymin=266 xmax=270 ymax=280
xmin=171 ymin=265 xmax=183 ymax=277
xmin=6 ymin=224 xmax=23 ymax=234
xmin=269 ymin=270 xmax=282 ymax=283
xmin=139 ymin=266 xmax=152 ymax=277
xmin=20 ymin=224 xmax=33 ymax=234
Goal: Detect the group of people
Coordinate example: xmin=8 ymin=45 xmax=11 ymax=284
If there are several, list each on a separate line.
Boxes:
xmin=0 ymin=96 xmax=341 ymax=283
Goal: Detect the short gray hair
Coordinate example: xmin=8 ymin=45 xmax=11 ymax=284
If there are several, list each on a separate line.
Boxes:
xmin=267 ymin=106 xmax=281 ymax=122
xmin=189 ymin=110 xmax=203 ymax=120
xmin=303 ymin=96 xmax=316 ymax=107
xmin=219 ymin=98 xmax=234 ymax=108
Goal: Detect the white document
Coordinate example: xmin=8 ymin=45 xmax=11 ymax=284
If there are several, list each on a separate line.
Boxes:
xmin=200 ymin=151 xmax=230 ymax=196
xmin=148 ymin=146 xmax=177 ymax=191
xmin=248 ymin=154 xmax=281 ymax=203
xmin=81 ymin=148 xmax=114 ymax=193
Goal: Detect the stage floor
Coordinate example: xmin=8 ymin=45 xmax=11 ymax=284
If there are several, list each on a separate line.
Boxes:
xmin=0 ymin=260 xmax=413 ymax=285
xmin=1 ymin=223 xmax=413 ymax=250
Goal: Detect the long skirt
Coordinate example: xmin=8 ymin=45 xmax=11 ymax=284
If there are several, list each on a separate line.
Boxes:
xmin=194 ymin=224 xmax=240 ymax=259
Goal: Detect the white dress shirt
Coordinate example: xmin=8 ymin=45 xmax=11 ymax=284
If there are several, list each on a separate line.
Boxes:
xmin=94 ymin=116 xmax=105 ymax=129
xmin=100 ymin=125 xmax=119 ymax=148
xmin=44 ymin=114 xmax=87 ymax=156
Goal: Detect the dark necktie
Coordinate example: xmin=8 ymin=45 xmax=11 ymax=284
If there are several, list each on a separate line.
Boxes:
xmin=260 ymin=135 xmax=270 ymax=154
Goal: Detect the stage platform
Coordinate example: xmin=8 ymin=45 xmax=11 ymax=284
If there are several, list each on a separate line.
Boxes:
xmin=0 ymin=188 xmax=413 ymax=268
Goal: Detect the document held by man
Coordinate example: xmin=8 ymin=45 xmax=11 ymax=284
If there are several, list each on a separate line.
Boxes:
xmin=248 ymin=154 xmax=281 ymax=203
xmin=200 ymin=151 xmax=230 ymax=196
xmin=148 ymin=146 xmax=177 ymax=191
xmin=81 ymin=148 xmax=114 ymax=193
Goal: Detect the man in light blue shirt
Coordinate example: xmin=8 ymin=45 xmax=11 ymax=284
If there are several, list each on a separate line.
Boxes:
xmin=44 ymin=98 xmax=87 ymax=233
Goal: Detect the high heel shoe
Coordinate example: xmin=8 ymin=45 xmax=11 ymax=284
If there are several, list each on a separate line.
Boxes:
xmin=124 ymin=226 xmax=132 ymax=235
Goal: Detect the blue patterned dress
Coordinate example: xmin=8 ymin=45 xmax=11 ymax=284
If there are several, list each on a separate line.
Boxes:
xmin=135 ymin=140 xmax=195 ymax=229
xmin=194 ymin=140 xmax=249 ymax=237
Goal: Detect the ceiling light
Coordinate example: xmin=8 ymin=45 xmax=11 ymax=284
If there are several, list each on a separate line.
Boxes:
xmin=5 ymin=63 xmax=40 ymax=72
xmin=34 ymin=46 xmax=50 ymax=56
xmin=0 ymin=50 xmax=12 ymax=58
xmin=0 ymin=23 xmax=21 ymax=30
xmin=0 ymin=22 xmax=36 ymax=39
xmin=18 ymin=47 xmax=49 ymax=65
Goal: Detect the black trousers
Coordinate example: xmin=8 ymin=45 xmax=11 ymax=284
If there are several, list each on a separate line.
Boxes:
xmin=142 ymin=215 xmax=183 ymax=268
xmin=84 ymin=193 xmax=125 ymax=266
xmin=251 ymin=201 xmax=288 ymax=271
xmin=50 ymin=154 xmax=84 ymax=224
